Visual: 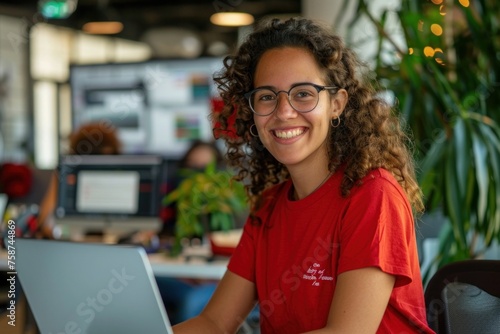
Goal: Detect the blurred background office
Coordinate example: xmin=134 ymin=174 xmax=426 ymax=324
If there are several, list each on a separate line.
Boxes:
xmin=0 ymin=0 xmax=400 ymax=248
xmin=0 ymin=0 xmax=397 ymax=171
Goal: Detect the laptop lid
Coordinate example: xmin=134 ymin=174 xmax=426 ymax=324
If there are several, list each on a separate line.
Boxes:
xmin=0 ymin=193 xmax=7 ymax=224
xmin=16 ymin=238 xmax=173 ymax=334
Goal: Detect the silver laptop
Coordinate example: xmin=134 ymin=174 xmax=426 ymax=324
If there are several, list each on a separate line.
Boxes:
xmin=16 ymin=238 xmax=173 ymax=334
xmin=0 ymin=193 xmax=7 ymax=223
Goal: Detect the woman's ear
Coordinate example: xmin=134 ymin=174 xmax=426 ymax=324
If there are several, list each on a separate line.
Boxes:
xmin=331 ymin=89 xmax=348 ymax=118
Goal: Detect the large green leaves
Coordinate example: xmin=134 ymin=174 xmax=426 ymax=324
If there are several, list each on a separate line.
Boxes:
xmin=341 ymin=0 xmax=500 ymax=272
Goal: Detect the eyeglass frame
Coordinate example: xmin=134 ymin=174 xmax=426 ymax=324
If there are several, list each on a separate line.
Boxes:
xmin=244 ymin=83 xmax=339 ymax=116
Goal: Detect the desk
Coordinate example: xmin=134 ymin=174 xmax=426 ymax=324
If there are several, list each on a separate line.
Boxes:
xmin=0 ymin=244 xmax=229 ymax=280
xmin=148 ymin=253 xmax=228 ymax=279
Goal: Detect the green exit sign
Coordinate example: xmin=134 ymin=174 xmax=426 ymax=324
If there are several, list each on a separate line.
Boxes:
xmin=39 ymin=0 xmax=78 ymax=19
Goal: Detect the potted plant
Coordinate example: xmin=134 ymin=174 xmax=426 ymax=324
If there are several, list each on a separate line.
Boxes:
xmin=338 ymin=0 xmax=500 ymax=280
xmin=163 ymin=161 xmax=248 ymax=254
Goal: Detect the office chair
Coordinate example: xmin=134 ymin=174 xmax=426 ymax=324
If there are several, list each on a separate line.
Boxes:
xmin=424 ymin=259 xmax=500 ymax=334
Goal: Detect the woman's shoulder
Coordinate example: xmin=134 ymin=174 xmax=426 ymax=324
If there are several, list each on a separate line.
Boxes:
xmin=354 ymin=167 xmax=407 ymax=198
xmin=362 ymin=167 xmax=401 ymax=184
xmin=346 ymin=168 xmax=413 ymax=215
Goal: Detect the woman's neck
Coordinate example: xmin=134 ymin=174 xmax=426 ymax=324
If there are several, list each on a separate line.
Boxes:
xmin=289 ymin=167 xmax=332 ymax=200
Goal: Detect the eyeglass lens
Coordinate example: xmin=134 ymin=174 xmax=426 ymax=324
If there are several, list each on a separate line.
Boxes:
xmin=249 ymin=84 xmax=321 ymax=115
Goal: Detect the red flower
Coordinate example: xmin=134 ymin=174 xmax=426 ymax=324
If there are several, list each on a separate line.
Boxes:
xmin=0 ymin=163 xmax=33 ymax=198
xmin=211 ymin=97 xmax=239 ymax=139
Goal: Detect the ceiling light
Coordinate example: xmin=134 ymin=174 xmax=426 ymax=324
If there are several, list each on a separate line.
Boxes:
xmin=82 ymin=21 xmax=123 ymax=35
xmin=210 ymin=12 xmax=254 ymax=27
xmin=81 ymin=0 xmax=123 ymax=35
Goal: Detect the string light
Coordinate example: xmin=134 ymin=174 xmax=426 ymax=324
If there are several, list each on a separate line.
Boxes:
xmin=424 ymin=46 xmax=435 ymax=57
xmin=431 ymin=24 xmax=443 ymax=36
xmin=459 ymin=0 xmax=470 ymax=7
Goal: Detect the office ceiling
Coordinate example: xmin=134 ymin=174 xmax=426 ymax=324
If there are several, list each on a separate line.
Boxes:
xmin=0 ymin=0 xmax=302 ymax=56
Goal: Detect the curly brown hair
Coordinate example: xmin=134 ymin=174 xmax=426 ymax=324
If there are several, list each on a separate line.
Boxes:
xmin=68 ymin=122 xmax=121 ymax=155
xmin=213 ymin=17 xmax=424 ymax=218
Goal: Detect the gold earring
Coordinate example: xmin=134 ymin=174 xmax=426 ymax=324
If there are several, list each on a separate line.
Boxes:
xmin=331 ymin=117 xmax=340 ymax=128
xmin=250 ymin=124 xmax=259 ymax=137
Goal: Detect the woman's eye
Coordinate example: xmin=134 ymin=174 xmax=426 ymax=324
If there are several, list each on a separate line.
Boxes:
xmin=294 ymin=90 xmax=314 ymax=99
xmin=258 ymin=93 xmax=276 ymax=101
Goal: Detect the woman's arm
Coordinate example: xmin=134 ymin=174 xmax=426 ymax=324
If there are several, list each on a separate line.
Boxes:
xmin=304 ymin=266 xmax=395 ymax=334
xmin=173 ymin=270 xmax=257 ymax=334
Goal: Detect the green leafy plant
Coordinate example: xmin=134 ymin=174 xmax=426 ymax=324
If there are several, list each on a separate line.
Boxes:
xmin=339 ymin=0 xmax=500 ymax=279
xmin=163 ymin=162 xmax=248 ymax=249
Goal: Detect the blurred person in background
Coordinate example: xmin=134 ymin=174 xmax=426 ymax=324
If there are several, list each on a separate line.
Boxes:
xmin=156 ymin=139 xmax=224 ymax=325
xmin=37 ymin=122 xmax=121 ymax=237
xmin=160 ymin=139 xmax=224 ymax=237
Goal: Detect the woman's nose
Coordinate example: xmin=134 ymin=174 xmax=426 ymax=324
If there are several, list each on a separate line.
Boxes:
xmin=274 ymin=92 xmax=297 ymax=119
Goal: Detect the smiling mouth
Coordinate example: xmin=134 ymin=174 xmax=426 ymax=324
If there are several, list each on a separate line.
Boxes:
xmin=274 ymin=128 xmax=306 ymax=139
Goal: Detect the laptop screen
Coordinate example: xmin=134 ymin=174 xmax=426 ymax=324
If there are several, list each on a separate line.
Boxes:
xmin=54 ymin=155 xmax=167 ymax=238
xmin=0 ymin=193 xmax=7 ymax=224
xmin=16 ymin=238 xmax=174 ymax=333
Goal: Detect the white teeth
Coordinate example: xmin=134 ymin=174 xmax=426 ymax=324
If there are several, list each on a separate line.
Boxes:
xmin=275 ymin=128 xmax=304 ymax=139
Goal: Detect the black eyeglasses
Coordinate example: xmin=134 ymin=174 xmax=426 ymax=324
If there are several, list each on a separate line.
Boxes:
xmin=244 ymin=83 xmax=338 ymax=116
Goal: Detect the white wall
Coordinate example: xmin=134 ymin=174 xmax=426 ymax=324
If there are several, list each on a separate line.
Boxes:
xmin=302 ymin=0 xmax=405 ymax=66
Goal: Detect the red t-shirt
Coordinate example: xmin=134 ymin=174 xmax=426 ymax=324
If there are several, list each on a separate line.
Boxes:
xmin=228 ymin=168 xmax=434 ymax=333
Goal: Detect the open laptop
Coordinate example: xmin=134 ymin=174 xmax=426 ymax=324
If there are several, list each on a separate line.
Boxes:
xmin=0 ymin=193 xmax=7 ymax=224
xmin=16 ymin=238 xmax=174 ymax=334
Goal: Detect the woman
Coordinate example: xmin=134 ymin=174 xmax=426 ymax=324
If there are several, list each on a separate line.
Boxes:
xmin=174 ymin=17 xmax=433 ymax=333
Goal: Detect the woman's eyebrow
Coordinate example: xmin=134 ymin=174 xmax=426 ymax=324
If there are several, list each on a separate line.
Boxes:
xmin=253 ymin=85 xmax=276 ymax=90
xmin=253 ymin=82 xmax=316 ymax=90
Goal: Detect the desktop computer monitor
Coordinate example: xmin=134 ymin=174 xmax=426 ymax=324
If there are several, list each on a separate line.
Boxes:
xmin=54 ymin=154 xmax=166 ymax=241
